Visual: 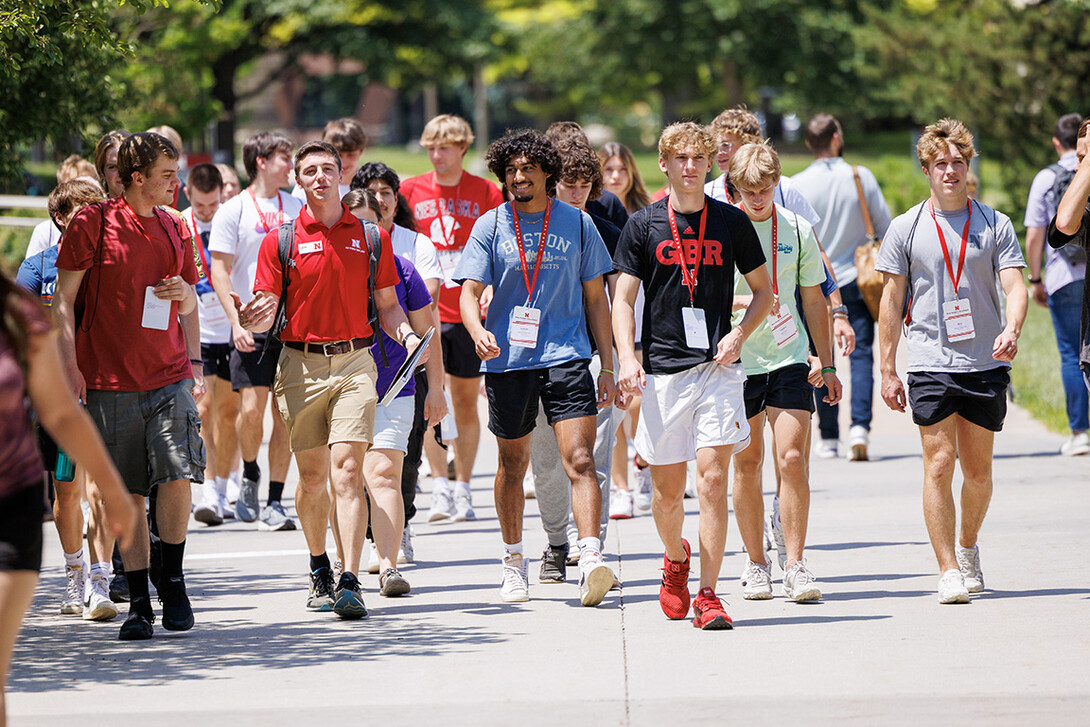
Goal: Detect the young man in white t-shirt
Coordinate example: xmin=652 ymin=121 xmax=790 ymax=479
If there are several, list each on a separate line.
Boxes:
xmin=209 ymin=132 xmax=303 ymax=532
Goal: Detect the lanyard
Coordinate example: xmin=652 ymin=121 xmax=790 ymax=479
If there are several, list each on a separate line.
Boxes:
xmin=929 ymin=200 xmax=972 ymax=292
xmin=433 ymin=174 xmax=463 ymax=249
xmin=191 ymin=211 xmax=213 ymax=289
xmin=249 ymin=188 xmax=283 ymax=235
xmin=120 ymin=198 xmax=179 ymax=276
xmin=511 ymin=200 xmax=551 ymax=304
xmin=667 ymin=201 xmax=708 ymax=305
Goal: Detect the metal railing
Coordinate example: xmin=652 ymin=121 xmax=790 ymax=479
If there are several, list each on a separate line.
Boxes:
xmin=0 ymin=194 xmax=49 ymax=228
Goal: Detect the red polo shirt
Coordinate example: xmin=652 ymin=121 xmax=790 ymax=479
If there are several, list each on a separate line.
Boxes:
xmin=253 ymin=204 xmax=399 ymax=343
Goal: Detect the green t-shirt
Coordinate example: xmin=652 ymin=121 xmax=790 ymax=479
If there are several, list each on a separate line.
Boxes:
xmin=734 ymin=206 xmax=827 ymax=374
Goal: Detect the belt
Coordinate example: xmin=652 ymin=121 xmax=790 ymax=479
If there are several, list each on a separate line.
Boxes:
xmin=283 ymin=337 xmax=373 ymax=356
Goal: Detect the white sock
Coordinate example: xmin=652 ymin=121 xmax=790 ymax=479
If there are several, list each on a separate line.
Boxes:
xmin=229 ymin=469 xmax=241 ymax=487
xmin=90 ymin=562 xmax=110 ymax=579
xmin=454 ymin=480 xmax=471 ymax=498
xmin=214 ymin=476 xmax=229 ymax=496
xmin=201 ymin=480 xmax=218 ymax=502
xmin=577 ymin=537 xmax=602 ymax=562
xmin=433 ymin=476 xmax=449 ymax=494
xmin=503 ymin=541 xmax=523 ymax=560
xmin=63 ymin=550 xmax=84 ymax=568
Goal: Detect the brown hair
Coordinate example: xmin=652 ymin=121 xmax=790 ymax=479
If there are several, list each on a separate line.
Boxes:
xmin=48 ymin=178 xmax=106 ymax=230
xmin=92 ymin=130 xmax=131 ymax=189
xmin=322 ymin=118 xmax=368 ymax=154
xmin=804 ymin=113 xmax=843 ymax=154
xmin=917 ymin=118 xmax=976 ymax=169
xmin=241 ymin=131 xmax=294 ymax=180
xmin=342 ymin=188 xmax=382 ymax=220
xmin=545 ymin=121 xmax=590 ymax=147
xmin=708 ymin=106 xmax=762 ymax=146
xmin=556 ymin=139 xmax=603 ymax=202
xmin=293 ymin=140 xmax=341 ymax=175
xmin=117 ymin=132 xmax=179 ymax=187
xmin=1 ymin=270 xmax=49 ymax=376
xmin=729 ymin=142 xmax=782 ymax=191
xmin=147 ymin=125 xmax=183 ymax=154
xmin=187 ymin=163 xmax=223 ymax=194
xmin=598 ymin=141 xmax=650 ymax=212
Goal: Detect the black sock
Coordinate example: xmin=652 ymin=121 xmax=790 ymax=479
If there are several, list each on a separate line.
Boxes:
xmin=309 ymin=553 xmax=331 ymax=573
xmin=268 ymin=481 xmax=284 ymax=505
xmin=160 ymin=540 xmax=185 ymax=578
xmin=127 ymin=568 xmax=150 ymax=603
xmin=243 ymin=460 xmax=261 ymax=483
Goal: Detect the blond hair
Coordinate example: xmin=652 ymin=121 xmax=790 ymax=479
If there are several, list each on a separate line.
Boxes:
xmin=658 ymin=122 xmax=717 ymax=161
xmin=708 ymin=106 xmax=762 ymax=147
xmin=56 ymin=155 xmax=96 ymax=184
xmin=147 ymin=125 xmax=183 ymax=154
xmin=729 ymin=142 xmax=781 ymax=191
xmin=420 ymin=114 xmax=474 ymax=149
xmin=917 ymin=118 xmax=976 ymax=169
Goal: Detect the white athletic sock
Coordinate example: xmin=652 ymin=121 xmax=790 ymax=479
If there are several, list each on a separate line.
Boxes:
xmin=454 ymin=480 xmax=471 ymax=498
xmin=214 ymin=476 xmax=229 ymax=496
xmin=503 ymin=541 xmax=523 ymax=560
xmin=90 ymin=562 xmax=110 ymax=579
xmin=201 ymin=480 xmax=218 ymax=502
xmin=577 ymin=537 xmax=602 ymax=562
xmin=63 ymin=549 xmax=84 ymax=568
xmin=433 ymin=476 xmax=450 ymax=493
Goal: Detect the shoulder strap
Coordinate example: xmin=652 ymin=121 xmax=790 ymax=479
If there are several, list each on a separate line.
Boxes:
xmin=970 ymin=198 xmax=996 ymax=234
xmin=362 ymin=219 xmax=388 ymax=367
xmin=794 ymin=211 xmax=802 ymax=285
xmin=852 ymin=166 xmax=878 ymax=243
xmin=259 ymin=221 xmax=295 ymax=363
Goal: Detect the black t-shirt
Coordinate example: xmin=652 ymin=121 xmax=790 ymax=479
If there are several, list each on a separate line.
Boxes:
xmin=1047 ymin=203 xmax=1090 ymax=367
xmin=587 ymin=190 xmax=629 ymax=232
xmin=614 ymin=196 xmax=765 ymax=375
xmin=585 ymin=210 xmax=622 ymax=355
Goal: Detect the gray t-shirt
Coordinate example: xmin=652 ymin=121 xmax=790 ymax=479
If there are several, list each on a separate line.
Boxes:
xmin=876 ymin=199 xmax=1025 ymax=373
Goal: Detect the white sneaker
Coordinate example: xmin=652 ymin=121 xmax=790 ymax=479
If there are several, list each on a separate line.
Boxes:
xmin=1060 ymin=431 xmax=1090 ymax=456
xmin=956 ymin=545 xmax=984 ymax=593
xmin=452 ymin=488 xmax=476 ymax=522
xmin=365 ymin=541 xmax=381 ymax=574
xmin=83 ymin=572 xmax=118 ymax=621
xmin=193 ymin=494 xmax=224 ymax=526
xmin=610 ymin=488 xmax=634 ymax=519
xmin=398 ymin=526 xmax=414 ymax=565
xmin=937 ymin=568 xmax=970 ymax=604
xmin=741 ymin=561 xmax=773 ymax=600
xmin=633 ymin=464 xmax=653 ymax=511
xmin=565 ymin=519 xmax=580 ymax=566
xmin=849 ymin=425 xmax=869 ymax=461
xmin=226 ymin=475 xmax=241 ymax=505
xmin=816 ymin=438 xmax=839 ymax=459
xmin=783 ymin=561 xmax=822 ymax=602
xmin=218 ymin=492 xmax=235 ymax=519
xmin=61 ymin=564 xmax=85 ymax=615
xmin=500 ymin=554 xmax=529 ymax=602
xmin=578 ymin=554 xmax=614 ymax=607
xmin=523 ymin=469 xmax=536 ymax=499
xmin=428 ymin=481 xmax=455 ymax=522
xmin=770 ymin=513 xmax=787 ymax=572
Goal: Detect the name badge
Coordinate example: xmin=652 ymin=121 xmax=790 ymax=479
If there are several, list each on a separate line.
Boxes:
xmin=682 ymin=307 xmax=710 ymax=349
xmin=437 ymin=248 xmax=462 ymax=288
xmin=200 ymin=291 xmax=228 ymax=324
xmin=943 ymin=298 xmax=975 ymax=341
xmin=768 ymin=308 xmax=799 ymax=348
xmin=510 ymin=305 xmax=541 ymax=348
xmin=142 ymin=286 xmax=172 ymax=330
xmin=298 ymin=241 xmax=323 ymax=255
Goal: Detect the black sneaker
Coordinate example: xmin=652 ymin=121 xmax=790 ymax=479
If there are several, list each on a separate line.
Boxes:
xmin=109 ymin=572 xmax=130 ymax=603
xmin=158 ymin=575 xmax=194 ymax=631
xmin=539 ymin=545 xmax=568 ymax=583
xmin=118 ymin=597 xmax=155 ymax=641
xmin=333 ymin=572 xmax=368 ymax=619
xmin=306 ymin=567 xmax=335 ymax=612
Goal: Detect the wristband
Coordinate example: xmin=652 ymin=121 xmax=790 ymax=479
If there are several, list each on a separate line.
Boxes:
xmin=402 ymin=331 xmax=422 ymax=346
xmin=833 ymin=312 xmax=849 ymax=320
xmin=821 ymin=366 xmax=836 ymax=375
xmin=599 ymin=368 xmax=614 ymax=376
xmin=831 ymin=304 xmax=847 ymax=316
xmin=189 ymin=358 xmax=203 ymax=367
xmin=1029 ymin=277 xmax=1042 ymax=284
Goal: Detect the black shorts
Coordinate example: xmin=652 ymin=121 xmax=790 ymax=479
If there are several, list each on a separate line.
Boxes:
xmin=908 ymin=368 xmax=1009 ymax=432
xmin=441 ymin=322 xmax=483 ymax=379
xmin=743 ymin=363 xmax=816 ymax=420
xmin=202 ymin=342 xmax=233 ymax=380
xmin=230 ymin=333 xmax=281 ymax=390
xmin=485 ymin=359 xmax=598 ymax=440
xmin=0 ymin=485 xmax=46 ymax=572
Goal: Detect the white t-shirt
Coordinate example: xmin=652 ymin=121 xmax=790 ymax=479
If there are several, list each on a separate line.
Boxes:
xmin=704 ymin=174 xmax=821 ymax=228
xmin=208 ymin=190 xmax=303 ymax=303
xmin=292 ymin=183 xmax=351 ymax=203
xmin=25 ymin=219 xmax=62 ymax=259
xmin=390 ymin=223 xmax=443 ymax=284
xmin=182 ymin=208 xmax=232 ymax=344
xmin=1024 ymin=151 xmax=1085 ymax=295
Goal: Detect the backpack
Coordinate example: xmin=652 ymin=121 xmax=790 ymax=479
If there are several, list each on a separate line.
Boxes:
xmin=1047 ymin=163 xmax=1086 ymax=265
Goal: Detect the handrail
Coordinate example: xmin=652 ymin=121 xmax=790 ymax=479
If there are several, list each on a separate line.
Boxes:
xmin=0 ymin=195 xmax=49 ymax=210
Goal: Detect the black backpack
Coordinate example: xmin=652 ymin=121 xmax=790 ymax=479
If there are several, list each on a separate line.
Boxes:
xmin=1047 ymin=163 xmax=1086 ymax=265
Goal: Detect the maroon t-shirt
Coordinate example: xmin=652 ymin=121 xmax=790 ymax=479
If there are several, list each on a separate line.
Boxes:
xmin=0 ymin=298 xmax=51 ymax=498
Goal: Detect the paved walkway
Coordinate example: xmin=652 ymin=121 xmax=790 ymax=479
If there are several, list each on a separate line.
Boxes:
xmin=9 ymin=384 xmax=1090 ymax=726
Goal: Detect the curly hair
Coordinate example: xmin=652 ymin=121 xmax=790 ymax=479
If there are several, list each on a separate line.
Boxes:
xmin=917 ymin=118 xmax=975 ymax=169
xmin=556 ymin=139 xmax=603 ymax=202
xmin=658 ymin=122 xmax=717 ymax=161
xmin=486 ymin=129 xmax=562 ymax=197
xmin=351 ymin=162 xmax=417 ymax=231
xmin=708 ymin=106 xmax=762 ymax=147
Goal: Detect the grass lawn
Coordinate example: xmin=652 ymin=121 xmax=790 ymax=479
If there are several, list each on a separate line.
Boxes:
xmin=1009 ymin=300 xmax=1069 ymax=434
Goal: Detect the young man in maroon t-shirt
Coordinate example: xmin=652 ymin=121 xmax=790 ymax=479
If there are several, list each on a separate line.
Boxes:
xmin=54 ymin=132 xmax=205 ymax=641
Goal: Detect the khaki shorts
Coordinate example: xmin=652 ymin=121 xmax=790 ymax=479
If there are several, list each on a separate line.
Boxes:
xmin=274 ymin=345 xmax=378 ymax=452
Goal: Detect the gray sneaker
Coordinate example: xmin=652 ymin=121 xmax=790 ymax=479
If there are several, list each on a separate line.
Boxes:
xmin=956 ymin=545 xmax=984 ymax=593
xmin=398 ymin=527 xmax=414 ymax=565
xmin=258 ymin=501 xmax=296 ymax=531
xmin=379 ymin=568 xmax=411 ymax=597
xmin=783 ymin=561 xmax=822 ymax=602
xmin=235 ymin=477 xmax=260 ymax=522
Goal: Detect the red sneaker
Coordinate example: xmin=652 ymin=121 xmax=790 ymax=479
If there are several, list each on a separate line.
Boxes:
xmin=692 ymin=587 xmax=733 ymax=630
xmin=659 ymin=538 xmax=692 ymax=619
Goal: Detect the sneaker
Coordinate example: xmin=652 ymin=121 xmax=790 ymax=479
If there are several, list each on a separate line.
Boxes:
xmin=500 ymin=554 xmax=530 ymax=602
xmin=452 ymin=488 xmax=476 ymax=522
xmin=365 ymin=541 xmax=381 ymax=575
xmin=956 ymin=545 xmax=985 ymax=593
xmin=610 ymin=488 xmax=634 ymax=519
xmin=633 ymin=462 xmax=652 ymax=511
xmin=83 ymin=572 xmax=118 ymax=621
xmin=579 ymin=556 xmax=614 ymax=607
xmin=61 ymin=564 xmax=85 ymax=615
xmin=770 ymin=514 xmax=787 ymax=572
xmin=938 ymin=568 xmax=970 ymax=604
xmin=118 ymin=598 xmax=155 ymax=641
xmin=258 ymin=501 xmax=296 ymax=531
xmin=226 ymin=476 xmax=241 ymax=505
xmin=523 ymin=470 xmax=536 ymax=499
xmin=783 ymin=561 xmax=822 ymax=602
xmin=333 ymin=572 xmax=368 ymax=619
xmin=109 ymin=571 xmax=130 ymax=603
xmin=539 ymin=545 xmax=567 ymax=583
xmin=218 ymin=492 xmax=235 ymax=519
xmin=740 ymin=561 xmax=773 ymax=600
xmin=1060 ymin=431 xmax=1090 ymax=456
xmin=158 ymin=574 xmax=194 ymax=631
xmin=235 ymin=477 xmax=260 ymax=522
xmin=427 ymin=481 xmax=455 ymax=522
xmin=333 ymin=560 xmax=343 ymax=582
xmin=683 ymin=468 xmax=697 ymax=499
xmin=691 ymin=587 xmax=733 ymax=630
xmin=849 ymin=425 xmax=869 ymax=461
xmin=379 ymin=568 xmax=411 ymax=597
xmin=816 ymin=439 xmax=838 ymax=459
xmin=565 ymin=519 xmax=580 ymax=566
xmin=193 ymin=495 xmax=224 ymax=526
xmin=398 ymin=527 xmax=414 ymax=565
xmin=306 ymin=567 xmax=336 ymax=612
xmin=659 ymin=539 xmax=692 ymax=619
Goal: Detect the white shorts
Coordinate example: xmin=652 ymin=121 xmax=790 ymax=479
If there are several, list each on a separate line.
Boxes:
xmin=634 ymin=360 xmax=750 ymax=465
xmin=371 ymin=395 xmax=415 ymax=453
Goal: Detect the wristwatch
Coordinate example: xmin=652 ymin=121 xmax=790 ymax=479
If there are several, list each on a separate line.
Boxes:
xmin=831 ymin=305 xmax=848 ymax=317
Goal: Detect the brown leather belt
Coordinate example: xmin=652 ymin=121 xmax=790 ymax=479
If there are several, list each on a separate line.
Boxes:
xmin=283 ymin=337 xmax=373 ymax=356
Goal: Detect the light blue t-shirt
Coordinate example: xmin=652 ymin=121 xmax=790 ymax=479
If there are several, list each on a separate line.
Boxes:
xmin=454 ymin=199 xmax=613 ymax=372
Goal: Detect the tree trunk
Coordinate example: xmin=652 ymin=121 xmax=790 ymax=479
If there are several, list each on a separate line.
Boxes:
xmin=211 ymin=54 xmax=239 ymax=168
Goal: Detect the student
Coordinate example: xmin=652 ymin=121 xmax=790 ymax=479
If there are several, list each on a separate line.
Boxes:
xmin=292 ymin=117 xmax=367 ymax=201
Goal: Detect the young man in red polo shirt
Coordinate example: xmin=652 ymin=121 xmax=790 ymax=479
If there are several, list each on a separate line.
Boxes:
xmin=235 ymin=141 xmax=426 ymax=620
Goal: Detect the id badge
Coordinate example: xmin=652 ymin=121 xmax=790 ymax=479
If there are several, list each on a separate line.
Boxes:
xmin=768 ymin=308 xmax=799 ymax=348
xmin=510 ymin=305 xmax=541 ymax=348
xmin=437 ymin=248 xmax=462 ymax=288
xmin=201 ymin=291 xmax=228 ymax=326
xmin=298 ymin=241 xmax=323 ymax=255
xmin=943 ymin=298 xmax=975 ymax=341
xmin=142 ymin=286 xmax=172 ymax=330
xmin=682 ymin=307 xmax=710 ymax=349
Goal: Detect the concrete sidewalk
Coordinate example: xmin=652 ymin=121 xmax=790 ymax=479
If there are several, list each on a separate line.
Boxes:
xmin=9 ymin=387 xmax=1090 ymax=726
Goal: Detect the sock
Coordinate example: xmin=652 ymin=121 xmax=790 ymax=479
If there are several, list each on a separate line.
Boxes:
xmin=160 ymin=540 xmax=185 ymax=578
xmin=454 ymin=480 xmax=471 ymax=498
xmin=503 ymin=541 xmax=523 ymax=560
xmin=577 ymin=537 xmax=602 ymax=562
xmin=230 ymin=469 xmax=241 ymax=487
xmin=310 ymin=552 xmax=331 ymax=573
xmin=201 ymin=480 xmax=218 ymax=502
xmin=432 ymin=476 xmax=449 ymax=494
xmin=127 ymin=568 xmax=150 ymax=603
xmin=243 ymin=459 xmax=261 ymax=483
xmin=268 ymin=481 xmax=284 ymax=505
xmin=772 ymin=494 xmax=781 ymax=525
xmin=63 ymin=549 xmax=84 ymax=568
xmin=91 ymin=562 xmax=109 ymax=579
xmin=214 ymin=476 xmax=228 ymax=496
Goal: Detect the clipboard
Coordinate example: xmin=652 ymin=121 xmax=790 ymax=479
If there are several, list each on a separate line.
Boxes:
xmin=379 ymin=327 xmax=434 ymax=407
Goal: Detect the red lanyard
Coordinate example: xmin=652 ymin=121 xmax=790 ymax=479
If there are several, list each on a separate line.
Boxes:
xmin=120 ymin=198 xmax=179 ymax=276
xmin=511 ymin=200 xmax=551 ymax=303
xmin=929 ymin=200 xmax=972 ymax=292
xmin=667 ymin=201 xmax=708 ymax=305
xmin=433 ymin=175 xmax=463 ymax=249
xmin=249 ymin=188 xmax=283 ymax=235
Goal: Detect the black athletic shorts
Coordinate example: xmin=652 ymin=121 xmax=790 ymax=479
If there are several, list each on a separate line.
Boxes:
xmin=908 ymin=368 xmax=1009 ymax=432
xmin=485 ymin=359 xmax=598 ymax=440
xmin=441 ymin=322 xmax=483 ymax=379
xmin=230 ymin=333 xmax=281 ymax=390
xmin=0 ymin=485 xmax=46 ymax=572
xmin=743 ymin=363 xmax=816 ymax=420
xmin=202 ymin=342 xmax=233 ymax=381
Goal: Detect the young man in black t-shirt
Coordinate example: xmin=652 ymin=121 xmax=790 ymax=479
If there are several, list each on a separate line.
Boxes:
xmin=613 ymin=123 xmax=773 ymax=630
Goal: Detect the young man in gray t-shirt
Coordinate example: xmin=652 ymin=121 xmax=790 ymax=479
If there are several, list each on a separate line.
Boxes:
xmin=875 ymin=118 xmax=1026 ymax=605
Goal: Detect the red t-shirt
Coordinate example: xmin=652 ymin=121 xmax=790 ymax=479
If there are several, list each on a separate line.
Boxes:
xmin=55 ymin=198 xmax=200 ymax=392
xmin=400 ymin=170 xmax=503 ymax=323
xmin=253 ymin=204 xmax=399 ymax=343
